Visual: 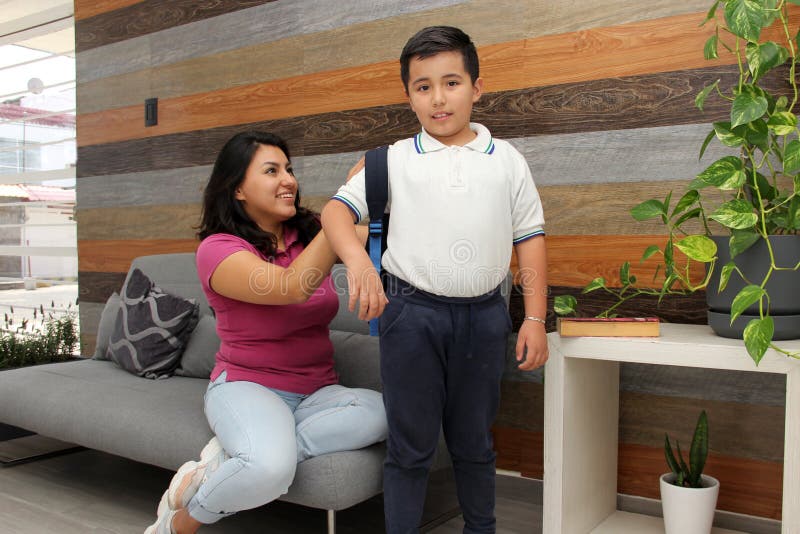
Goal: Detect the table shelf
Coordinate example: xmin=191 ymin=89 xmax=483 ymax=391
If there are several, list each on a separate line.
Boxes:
xmin=543 ymin=324 xmax=800 ymax=534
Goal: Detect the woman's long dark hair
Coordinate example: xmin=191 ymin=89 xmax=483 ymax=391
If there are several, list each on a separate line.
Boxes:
xmin=197 ymin=131 xmax=320 ymax=257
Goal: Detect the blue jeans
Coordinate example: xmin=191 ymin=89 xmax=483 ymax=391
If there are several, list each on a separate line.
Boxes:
xmin=186 ymin=372 xmax=388 ymax=524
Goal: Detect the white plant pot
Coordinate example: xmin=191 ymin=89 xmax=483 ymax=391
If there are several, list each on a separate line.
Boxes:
xmin=660 ymin=473 xmax=720 ymax=534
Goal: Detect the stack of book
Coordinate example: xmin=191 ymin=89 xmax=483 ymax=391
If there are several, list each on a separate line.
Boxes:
xmin=557 ymin=317 xmax=660 ymax=337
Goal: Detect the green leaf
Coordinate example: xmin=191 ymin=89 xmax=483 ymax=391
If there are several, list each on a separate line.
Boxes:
xmin=704 ymin=34 xmax=719 ymax=60
xmin=724 ymin=0 xmax=765 ymax=42
xmin=718 ymin=260 xmax=737 ymax=292
xmin=583 ymin=277 xmax=606 ymax=293
xmin=767 ymin=111 xmax=797 ymax=135
xmin=674 ymin=235 xmax=717 ymax=263
xmin=742 ymin=119 xmax=769 ymax=152
xmin=688 ymin=411 xmax=708 ymax=487
xmin=729 ymin=229 xmax=761 ymax=258
xmin=731 ymin=90 xmax=769 ymax=128
xmin=699 ymin=128 xmax=716 ymax=161
xmin=619 ymin=261 xmax=631 ymax=286
xmin=696 ymin=81 xmax=719 ymax=111
xmin=730 ymin=284 xmax=766 ymax=323
xmin=795 ymin=175 xmax=800 ymax=194
xmin=697 ymin=156 xmax=746 ymax=189
xmin=710 ymin=199 xmax=759 ymax=229
xmin=783 ymin=139 xmax=800 ymax=174
xmin=746 ymin=41 xmax=789 ymax=82
xmin=743 ymin=316 xmax=774 ymax=365
xmin=674 ymin=207 xmax=703 ymax=227
xmin=702 ymin=1 xmax=721 ymax=25
xmin=631 ymin=199 xmax=667 ymax=221
xmin=748 ymin=171 xmax=777 ymax=201
xmin=641 ymin=245 xmax=660 ymax=262
xmin=713 ymin=122 xmax=745 ymax=147
xmin=671 ymin=190 xmax=700 ymax=217
xmin=553 ymin=295 xmax=577 ymax=316
xmin=664 ymin=434 xmax=681 ymax=476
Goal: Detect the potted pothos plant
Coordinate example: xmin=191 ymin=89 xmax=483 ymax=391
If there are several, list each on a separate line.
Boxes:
xmin=660 ymin=410 xmax=719 ymax=534
xmin=556 ymin=0 xmax=800 ymax=365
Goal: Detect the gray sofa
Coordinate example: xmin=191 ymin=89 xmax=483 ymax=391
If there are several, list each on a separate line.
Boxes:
xmin=0 ymin=253 xmax=512 ymax=533
xmin=0 ymin=253 xmax=395 ymax=533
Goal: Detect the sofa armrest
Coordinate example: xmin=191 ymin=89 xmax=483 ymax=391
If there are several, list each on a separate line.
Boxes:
xmin=330 ymin=330 xmax=381 ymax=392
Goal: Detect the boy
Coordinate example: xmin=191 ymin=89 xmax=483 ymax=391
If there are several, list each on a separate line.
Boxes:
xmin=321 ymin=26 xmax=548 ymax=534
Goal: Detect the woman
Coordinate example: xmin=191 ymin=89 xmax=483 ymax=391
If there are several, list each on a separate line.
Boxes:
xmin=146 ymin=132 xmax=387 ymax=534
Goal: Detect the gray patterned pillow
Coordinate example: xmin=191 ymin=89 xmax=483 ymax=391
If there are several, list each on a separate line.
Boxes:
xmin=107 ymin=268 xmax=199 ymax=379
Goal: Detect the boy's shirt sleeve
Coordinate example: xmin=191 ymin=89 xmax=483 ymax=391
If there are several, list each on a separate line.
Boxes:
xmin=331 ymin=167 xmax=368 ymax=223
xmin=510 ymin=151 xmax=546 ymax=244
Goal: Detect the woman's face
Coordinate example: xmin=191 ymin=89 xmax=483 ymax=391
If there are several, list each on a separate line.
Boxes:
xmin=235 ymin=144 xmax=297 ymax=230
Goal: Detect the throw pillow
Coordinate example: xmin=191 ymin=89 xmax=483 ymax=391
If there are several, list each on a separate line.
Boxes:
xmin=107 ymin=268 xmax=199 ymax=379
xmin=175 ymin=314 xmax=220 ymax=379
xmin=92 ymin=291 xmax=121 ymax=360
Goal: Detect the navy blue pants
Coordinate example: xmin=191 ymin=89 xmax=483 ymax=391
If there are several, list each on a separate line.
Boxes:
xmin=379 ymin=275 xmax=510 ymax=534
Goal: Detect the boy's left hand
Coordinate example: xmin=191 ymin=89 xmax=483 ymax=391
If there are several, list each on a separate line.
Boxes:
xmin=515 ymin=320 xmax=548 ymax=370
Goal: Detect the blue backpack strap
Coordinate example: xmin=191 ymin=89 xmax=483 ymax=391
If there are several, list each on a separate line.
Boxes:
xmin=364 ymin=146 xmax=389 ymax=336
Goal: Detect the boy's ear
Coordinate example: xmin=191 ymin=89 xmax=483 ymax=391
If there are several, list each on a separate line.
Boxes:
xmin=472 ymin=77 xmax=484 ymax=103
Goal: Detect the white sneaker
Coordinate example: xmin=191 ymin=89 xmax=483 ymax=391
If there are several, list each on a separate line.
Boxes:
xmin=167 ymin=437 xmax=226 ymax=510
xmin=144 ymin=507 xmax=177 ymax=534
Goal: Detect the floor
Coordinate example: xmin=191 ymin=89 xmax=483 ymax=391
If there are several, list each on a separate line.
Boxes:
xmin=0 ymin=441 xmax=542 ymax=534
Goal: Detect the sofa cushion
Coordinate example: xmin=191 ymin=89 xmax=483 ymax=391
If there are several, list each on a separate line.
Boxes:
xmin=107 ymin=268 xmax=199 ymax=379
xmin=92 ymin=291 xmax=120 ymax=360
xmin=175 ymin=314 xmax=220 ymax=379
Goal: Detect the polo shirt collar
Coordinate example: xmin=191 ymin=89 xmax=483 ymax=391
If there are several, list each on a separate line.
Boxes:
xmin=414 ymin=122 xmax=495 ymax=155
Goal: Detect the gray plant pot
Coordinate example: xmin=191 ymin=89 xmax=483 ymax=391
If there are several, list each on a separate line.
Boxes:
xmin=706 ymin=235 xmax=800 ymax=339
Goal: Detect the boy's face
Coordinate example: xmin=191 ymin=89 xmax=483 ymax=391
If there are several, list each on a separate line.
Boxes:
xmin=406 ymin=50 xmax=483 ymax=146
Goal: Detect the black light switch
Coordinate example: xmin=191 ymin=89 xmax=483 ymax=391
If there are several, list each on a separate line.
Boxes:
xmin=145 ymin=97 xmax=158 ymax=127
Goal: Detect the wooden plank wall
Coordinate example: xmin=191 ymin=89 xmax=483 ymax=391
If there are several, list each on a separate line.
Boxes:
xmin=75 ymin=0 xmax=791 ymax=520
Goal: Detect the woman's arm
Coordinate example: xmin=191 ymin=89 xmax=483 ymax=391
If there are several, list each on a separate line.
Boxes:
xmin=209 ymin=159 xmax=368 ymax=306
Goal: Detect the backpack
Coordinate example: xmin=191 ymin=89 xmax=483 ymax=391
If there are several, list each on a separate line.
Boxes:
xmin=364 ymin=145 xmax=389 ymax=336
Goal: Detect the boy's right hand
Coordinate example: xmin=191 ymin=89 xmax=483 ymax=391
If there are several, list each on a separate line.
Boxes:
xmin=346 ymin=258 xmax=388 ymax=321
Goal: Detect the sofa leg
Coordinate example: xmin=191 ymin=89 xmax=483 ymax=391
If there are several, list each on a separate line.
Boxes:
xmin=327 ymin=509 xmax=335 ymax=534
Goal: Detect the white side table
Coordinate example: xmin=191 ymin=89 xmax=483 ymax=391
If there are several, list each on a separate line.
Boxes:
xmin=543 ymin=323 xmax=800 ymax=533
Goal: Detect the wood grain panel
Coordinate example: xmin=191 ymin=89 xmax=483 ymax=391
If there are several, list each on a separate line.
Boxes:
xmin=76 ymin=166 xmax=210 ymax=209
xmin=620 ymin=363 xmax=787 ymax=407
xmin=509 ymin=286 xmax=707 ymax=333
xmin=492 ymin=426 xmax=544 ymax=479
xmin=78 ymin=64 xmax=767 ymax=177
xmin=495 ymin=381 xmax=544 ymax=432
xmin=618 ymin=443 xmax=782 ymax=519
xmin=493 ymin=427 xmax=782 ymax=519
xmin=537 ymin=235 xmax=706 ymax=288
xmin=76 ymin=204 xmax=201 ymax=240
xmin=77 ymin=117 xmax=306 ymax=178
xmin=79 ymin=272 xmax=126 ymax=305
xmin=80 ymin=333 xmax=97 ymax=357
xmin=620 ymin=391 xmax=785 ymax=462
xmin=76 ymin=0 xmax=711 ymax=114
xmin=76 ymin=7 xmax=798 ymax=147
xmin=76 ymin=0 xmax=276 ymax=52
xmin=75 ymin=0 xmax=467 ymax=83
xmin=78 ymin=239 xmax=197 ymax=273
xmin=74 ymin=0 xmax=143 ymax=20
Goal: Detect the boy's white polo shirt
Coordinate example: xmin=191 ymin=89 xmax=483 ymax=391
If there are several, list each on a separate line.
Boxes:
xmin=332 ymin=122 xmax=544 ymax=298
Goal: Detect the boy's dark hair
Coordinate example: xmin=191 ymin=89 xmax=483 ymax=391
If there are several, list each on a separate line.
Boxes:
xmin=400 ymin=26 xmax=479 ymax=92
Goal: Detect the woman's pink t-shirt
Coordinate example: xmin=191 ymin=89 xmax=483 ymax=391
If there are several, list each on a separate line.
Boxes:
xmin=196 ymin=229 xmax=339 ymax=394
